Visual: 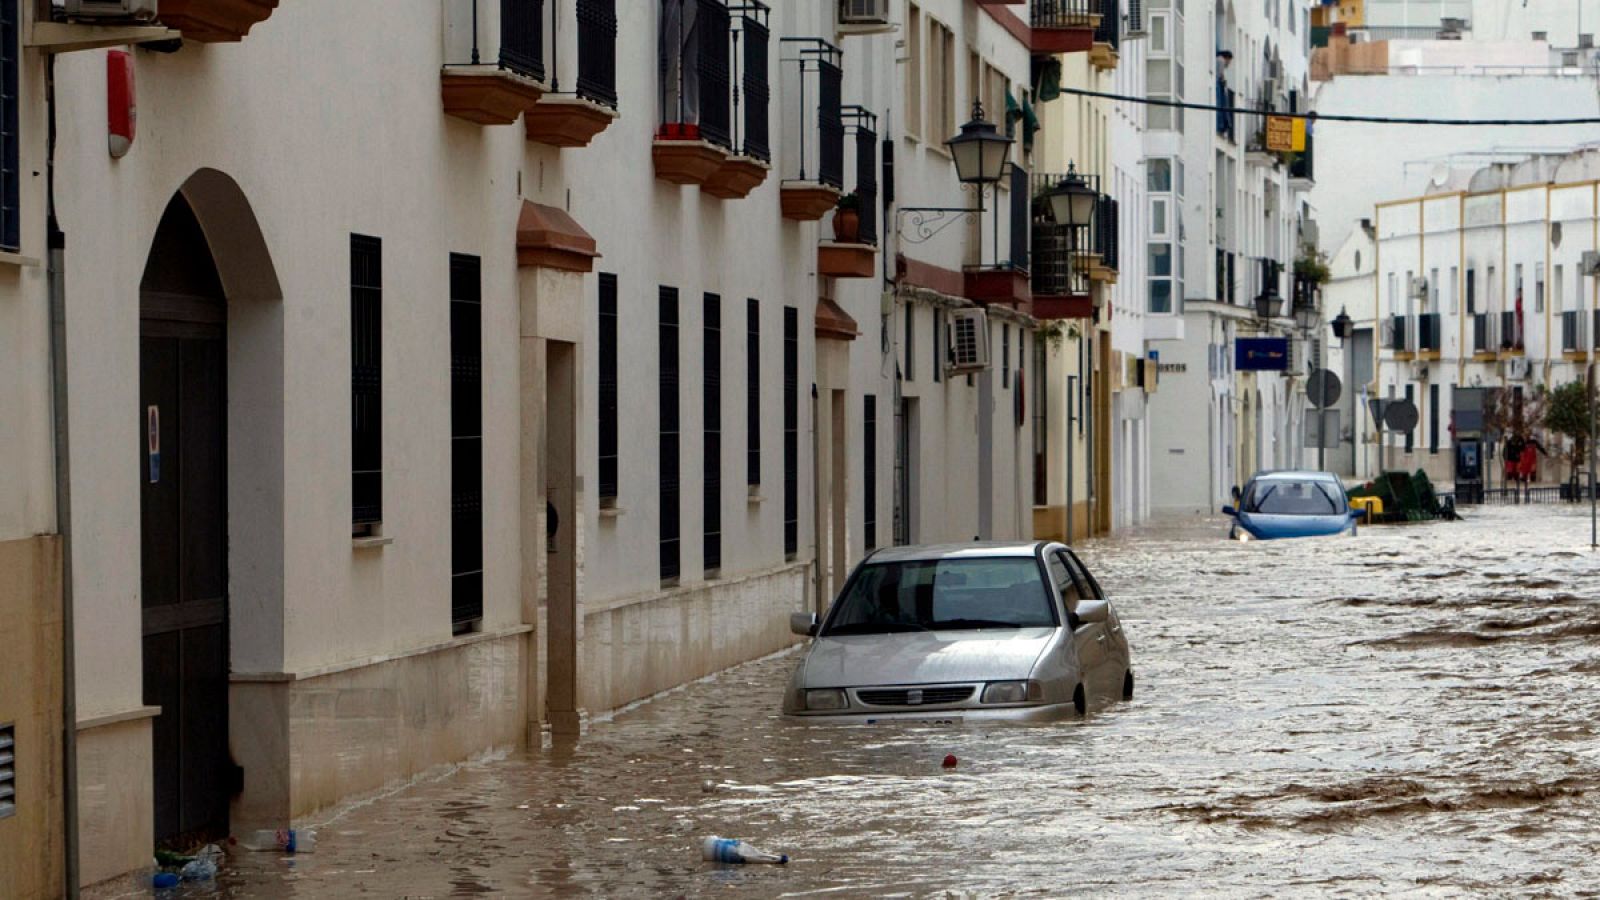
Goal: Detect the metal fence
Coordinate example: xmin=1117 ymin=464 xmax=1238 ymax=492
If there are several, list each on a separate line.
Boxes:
xmin=576 ymin=0 xmax=618 ymax=108
xmin=1450 ymin=483 xmax=1597 ymax=506
xmin=1031 ymin=0 xmax=1096 ymax=29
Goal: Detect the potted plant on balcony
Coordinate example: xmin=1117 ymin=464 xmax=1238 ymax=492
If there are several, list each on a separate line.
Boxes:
xmin=1294 ymin=249 xmax=1331 ymax=287
xmin=832 ymin=192 xmax=861 ymax=243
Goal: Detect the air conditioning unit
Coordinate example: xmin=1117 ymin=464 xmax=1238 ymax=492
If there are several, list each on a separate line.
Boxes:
xmin=1507 ymin=356 xmax=1532 ymax=380
xmin=1409 ymin=276 xmax=1429 ymax=299
xmin=946 ymin=307 xmax=992 ymax=375
xmin=61 ymin=0 xmax=159 ymax=21
xmin=1563 ymin=50 xmax=1581 ymax=67
xmin=839 ymin=0 xmax=891 ymax=26
xmin=1582 ymin=33 xmax=1596 ymax=49
xmin=1125 ymin=0 xmax=1147 ymax=38
xmin=1582 ymin=250 xmax=1600 ymax=276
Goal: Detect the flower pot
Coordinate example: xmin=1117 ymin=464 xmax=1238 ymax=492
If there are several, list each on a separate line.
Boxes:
xmin=832 ymin=208 xmax=860 ymax=243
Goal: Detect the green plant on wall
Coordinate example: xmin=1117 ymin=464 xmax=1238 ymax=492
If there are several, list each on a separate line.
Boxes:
xmin=1294 ymin=249 xmax=1332 ymax=286
xmin=1036 ymin=320 xmax=1082 ymax=350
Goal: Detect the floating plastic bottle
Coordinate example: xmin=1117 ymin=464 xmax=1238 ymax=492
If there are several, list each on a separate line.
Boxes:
xmin=179 ymin=844 xmax=222 ymax=880
xmin=240 ymin=828 xmax=316 ymax=853
xmin=701 ymin=836 xmax=789 ymax=865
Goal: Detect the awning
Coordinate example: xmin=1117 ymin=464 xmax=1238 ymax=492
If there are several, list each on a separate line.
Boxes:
xmin=516 ymin=201 xmax=600 ymax=272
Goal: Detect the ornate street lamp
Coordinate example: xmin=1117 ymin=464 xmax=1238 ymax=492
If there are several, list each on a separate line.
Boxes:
xmin=1293 ymin=297 xmax=1320 ymax=332
xmin=945 ymin=101 xmax=1014 ymax=186
xmin=1331 ymin=306 xmax=1353 ymax=341
xmin=1254 ymin=284 xmax=1284 ymax=319
xmin=896 ymin=102 xmax=1016 ymax=264
xmin=1043 ymin=163 xmax=1098 ymax=230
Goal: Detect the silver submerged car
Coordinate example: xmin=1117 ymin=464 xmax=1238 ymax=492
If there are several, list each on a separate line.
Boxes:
xmin=783 ymin=542 xmax=1134 ymax=722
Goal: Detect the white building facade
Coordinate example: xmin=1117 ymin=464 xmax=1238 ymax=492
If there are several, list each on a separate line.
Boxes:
xmin=6 ymin=0 xmax=1035 ymax=891
xmin=1146 ymin=0 xmax=1315 ymax=515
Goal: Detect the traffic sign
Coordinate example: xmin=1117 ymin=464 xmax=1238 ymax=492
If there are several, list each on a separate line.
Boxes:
xmin=1384 ymin=398 xmax=1420 ymax=433
xmin=1307 ymin=369 xmax=1342 ymax=409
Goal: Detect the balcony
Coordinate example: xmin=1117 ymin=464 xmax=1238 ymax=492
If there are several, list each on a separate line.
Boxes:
xmin=655 ymin=0 xmax=731 ymax=187
xmin=1216 ymin=249 xmax=1237 ymax=305
xmin=779 ymin=39 xmax=845 ymax=219
xmin=818 ymin=108 xmax=879 ymax=279
xmin=1216 ymin=81 xmax=1237 ymax=143
xmin=1089 ymin=0 xmax=1120 ymax=70
xmin=1031 ymin=0 xmax=1098 ymax=54
xmin=1289 ymin=133 xmax=1315 ymax=187
xmin=701 ymin=4 xmax=773 ymax=198
xmin=157 ymin=0 xmax=278 ymax=43
xmin=1418 ymin=312 xmax=1441 ymax=356
xmin=962 ymin=164 xmax=1035 ymax=308
xmin=524 ymin=0 xmax=621 ymax=147
xmin=1562 ymin=310 xmax=1591 ymax=358
xmin=1029 ymin=171 xmax=1094 ymax=319
xmin=1499 ymin=310 xmax=1524 ymax=353
xmin=1388 ymin=314 xmax=1410 ymax=357
xmin=1472 ymin=312 xmax=1494 ymax=356
xmin=441 ymin=0 xmax=548 ymax=126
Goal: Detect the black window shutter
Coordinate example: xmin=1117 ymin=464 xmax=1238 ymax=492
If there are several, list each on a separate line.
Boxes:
xmin=864 ymin=395 xmax=876 ymax=550
xmin=704 ymin=293 xmax=722 ymax=573
xmin=661 ymin=287 xmax=681 ymax=582
xmin=783 ymin=306 xmax=798 ymax=558
xmin=747 ymin=298 xmax=760 ymax=487
xmin=598 ymin=273 xmax=619 ymax=501
xmin=351 ymin=235 xmax=383 ymax=530
xmin=450 ymin=253 xmax=484 ymax=629
xmin=1009 ymin=163 xmax=1029 ymax=270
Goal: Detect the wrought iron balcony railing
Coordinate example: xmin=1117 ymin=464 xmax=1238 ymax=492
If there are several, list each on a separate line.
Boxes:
xmin=1094 ymin=193 xmax=1119 ymax=271
xmin=845 ymin=107 xmax=878 ymax=246
xmin=1032 ymin=0 xmax=1096 ymax=29
xmin=1093 ymin=0 xmax=1121 ymax=49
xmin=779 ymin=38 xmax=846 ymax=187
xmin=576 ymin=0 xmax=619 ymax=108
xmin=1030 ymin=171 xmax=1095 ymax=298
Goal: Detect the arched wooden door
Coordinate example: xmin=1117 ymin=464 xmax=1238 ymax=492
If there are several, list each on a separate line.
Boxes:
xmin=139 ymin=194 xmax=232 ymax=845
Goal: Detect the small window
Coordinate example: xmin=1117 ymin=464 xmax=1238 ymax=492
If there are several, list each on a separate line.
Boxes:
xmin=661 ymin=288 xmax=682 ymax=582
xmin=1535 ymin=262 xmax=1546 ymax=313
xmin=598 ymin=273 xmax=619 ymax=503
xmin=1150 ymin=13 xmax=1169 ymax=53
xmin=1449 ymin=266 xmax=1459 ymax=314
xmin=0 ymin=0 xmax=18 ymax=253
xmin=703 ymin=293 xmax=722 ymax=574
xmin=747 ymin=298 xmax=760 ymax=487
xmin=904 ymin=303 xmax=915 ymax=381
xmin=1002 ymin=324 xmax=1011 ymax=388
xmin=351 ymin=235 xmax=383 ymax=535
xmin=0 ymin=722 xmax=15 ymax=819
xmin=863 ymin=395 xmax=877 ymax=550
xmin=1149 ymin=242 xmax=1173 ymax=277
xmin=1151 ymin=198 xmax=1169 ymax=236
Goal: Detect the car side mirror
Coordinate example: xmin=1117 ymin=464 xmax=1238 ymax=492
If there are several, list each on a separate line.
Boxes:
xmin=1221 ymin=505 xmax=1237 ymax=516
xmin=1075 ymin=599 xmax=1110 ymax=626
xmin=789 ymin=612 xmax=819 ymax=637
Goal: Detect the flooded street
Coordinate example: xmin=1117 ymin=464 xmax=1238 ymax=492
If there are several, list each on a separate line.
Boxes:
xmin=205 ymin=506 xmax=1600 ymax=897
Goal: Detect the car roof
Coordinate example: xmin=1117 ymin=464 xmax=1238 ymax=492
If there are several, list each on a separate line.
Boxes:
xmin=1249 ymin=469 xmax=1340 ymax=482
xmin=864 ymin=541 xmax=1046 ymax=563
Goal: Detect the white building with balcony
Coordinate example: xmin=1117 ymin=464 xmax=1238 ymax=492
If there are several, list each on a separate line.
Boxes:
xmin=3 ymin=0 xmax=1036 ymax=892
xmin=1146 ymin=0 xmax=1315 ymax=515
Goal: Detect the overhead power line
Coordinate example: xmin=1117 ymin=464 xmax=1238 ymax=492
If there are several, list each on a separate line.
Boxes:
xmin=1053 ymin=86 xmax=1600 ymax=126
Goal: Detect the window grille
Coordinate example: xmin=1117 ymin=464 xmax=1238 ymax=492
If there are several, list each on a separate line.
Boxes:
xmin=598 ymin=273 xmax=619 ymax=501
xmin=351 ymin=235 xmax=382 ymax=532
xmin=661 ymin=288 xmax=681 ymax=581
xmin=747 ymin=299 xmax=761 ymax=487
xmin=783 ymin=306 xmax=798 ymax=558
xmin=703 ymin=294 xmax=722 ymax=573
xmin=450 ymin=254 xmax=484 ymax=629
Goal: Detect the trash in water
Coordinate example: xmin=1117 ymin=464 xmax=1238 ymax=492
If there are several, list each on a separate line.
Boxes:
xmin=701 ymin=836 xmax=789 ymax=865
xmin=701 ymin=779 xmax=717 ymax=793
xmin=151 ymin=871 xmax=181 ymax=889
xmin=180 ymin=844 xmax=222 ymax=881
xmin=239 ymin=828 xmax=317 ymax=853
xmin=943 ymin=754 xmax=959 ymax=768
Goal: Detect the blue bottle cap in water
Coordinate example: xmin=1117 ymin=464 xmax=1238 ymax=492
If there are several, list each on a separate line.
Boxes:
xmin=153 ymin=872 xmax=181 ymax=888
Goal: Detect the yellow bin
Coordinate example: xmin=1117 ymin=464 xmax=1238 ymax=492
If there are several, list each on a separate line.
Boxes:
xmin=1351 ymin=496 xmax=1384 ymax=518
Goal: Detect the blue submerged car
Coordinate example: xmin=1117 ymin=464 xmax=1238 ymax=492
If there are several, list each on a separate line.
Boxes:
xmin=1222 ymin=470 xmax=1363 ymax=541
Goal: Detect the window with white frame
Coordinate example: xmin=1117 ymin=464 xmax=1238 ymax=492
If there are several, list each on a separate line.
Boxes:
xmin=906 ymin=4 xmax=922 ymax=140
xmin=1554 ymin=264 xmax=1565 ymax=313
xmin=1449 ymin=266 xmax=1458 ymax=313
xmin=1429 ymin=267 xmax=1439 ymax=312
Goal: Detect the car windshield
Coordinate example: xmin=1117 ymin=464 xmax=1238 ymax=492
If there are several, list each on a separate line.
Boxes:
xmin=1244 ymin=479 xmax=1346 ymax=516
xmin=822 ymin=557 xmax=1056 ymax=635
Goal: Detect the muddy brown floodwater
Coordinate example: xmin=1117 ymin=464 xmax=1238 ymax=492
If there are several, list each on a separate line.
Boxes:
xmin=164 ymin=506 xmax=1600 ymax=897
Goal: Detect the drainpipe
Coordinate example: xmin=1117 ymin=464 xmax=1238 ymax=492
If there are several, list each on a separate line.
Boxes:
xmin=44 ymin=51 xmax=81 ymax=899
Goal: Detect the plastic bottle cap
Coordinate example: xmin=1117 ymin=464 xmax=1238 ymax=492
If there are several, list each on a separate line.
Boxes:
xmin=942 ymin=754 xmax=958 ymax=768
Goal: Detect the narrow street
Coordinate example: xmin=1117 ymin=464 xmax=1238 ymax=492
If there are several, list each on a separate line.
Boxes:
xmin=162 ymin=506 xmax=1600 ymax=898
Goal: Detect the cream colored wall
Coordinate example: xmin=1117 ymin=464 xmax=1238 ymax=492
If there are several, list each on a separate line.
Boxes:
xmin=0 ymin=536 xmax=64 ymax=900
